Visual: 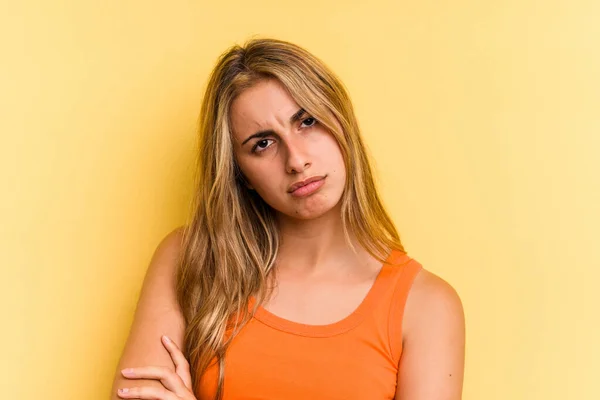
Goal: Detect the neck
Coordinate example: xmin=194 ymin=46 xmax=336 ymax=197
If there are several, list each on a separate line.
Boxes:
xmin=274 ymin=203 xmax=367 ymax=274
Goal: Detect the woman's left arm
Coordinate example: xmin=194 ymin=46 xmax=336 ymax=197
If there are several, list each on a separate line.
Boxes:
xmin=395 ymin=269 xmax=466 ymax=400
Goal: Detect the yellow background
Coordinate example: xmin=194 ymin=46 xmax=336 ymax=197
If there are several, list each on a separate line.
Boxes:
xmin=2 ymin=0 xmax=598 ymax=399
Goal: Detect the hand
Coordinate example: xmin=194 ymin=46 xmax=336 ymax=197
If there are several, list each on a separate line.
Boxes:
xmin=117 ymin=335 xmax=196 ymax=399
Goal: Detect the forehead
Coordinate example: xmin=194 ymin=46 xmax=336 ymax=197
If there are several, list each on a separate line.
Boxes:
xmin=230 ymin=79 xmax=300 ymax=139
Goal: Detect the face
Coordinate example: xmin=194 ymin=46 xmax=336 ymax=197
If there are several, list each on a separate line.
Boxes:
xmin=230 ymin=78 xmax=347 ymax=220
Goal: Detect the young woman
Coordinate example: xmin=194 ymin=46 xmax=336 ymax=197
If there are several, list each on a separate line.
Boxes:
xmin=111 ymin=38 xmax=465 ymax=400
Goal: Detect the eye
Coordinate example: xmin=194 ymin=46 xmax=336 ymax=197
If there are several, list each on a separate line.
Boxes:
xmin=300 ymin=117 xmax=317 ymax=128
xmin=251 ymin=138 xmax=274 ymax=153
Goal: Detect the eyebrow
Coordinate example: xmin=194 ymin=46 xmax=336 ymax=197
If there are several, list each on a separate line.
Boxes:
xmin=241 ymin=108 xmax=307 ymax=146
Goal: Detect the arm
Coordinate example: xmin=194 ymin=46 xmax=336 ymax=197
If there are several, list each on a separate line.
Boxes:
xmin=109 ymin=227 xmax=187 ymax=400
xmin=395 ymin=269 xmax=466 ymax=400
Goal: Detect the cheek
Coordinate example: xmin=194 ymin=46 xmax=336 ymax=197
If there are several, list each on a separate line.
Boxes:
xmin=237 ymin=158 xmax=280 ymax=192
xmin=328 ymin=147 xmax=347 ymax=194
xmin=322 ymin=138 xmax=346 ymax=175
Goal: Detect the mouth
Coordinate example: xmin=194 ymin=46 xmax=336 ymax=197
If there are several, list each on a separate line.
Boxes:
xmin=288 ymin=175 xmax=327 ymax=196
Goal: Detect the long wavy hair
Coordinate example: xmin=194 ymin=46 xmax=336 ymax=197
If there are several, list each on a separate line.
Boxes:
xmin=175 ymin=37 xmax=406 ymax=399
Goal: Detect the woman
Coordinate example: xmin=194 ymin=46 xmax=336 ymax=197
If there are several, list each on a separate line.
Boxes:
xmin=111 ymin=38 xmax=465 ymax=400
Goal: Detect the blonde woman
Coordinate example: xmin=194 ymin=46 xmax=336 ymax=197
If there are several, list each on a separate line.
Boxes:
xmin=110 ymin=38 xmax=465 ymax=400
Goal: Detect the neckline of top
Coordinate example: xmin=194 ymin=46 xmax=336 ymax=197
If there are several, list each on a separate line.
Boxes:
xmin=250 ymin=249 xmax=410 ymax=337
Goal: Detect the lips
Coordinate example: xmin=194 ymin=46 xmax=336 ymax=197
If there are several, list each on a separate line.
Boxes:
xmin=287 ymin=175 xmax=326 ymax=193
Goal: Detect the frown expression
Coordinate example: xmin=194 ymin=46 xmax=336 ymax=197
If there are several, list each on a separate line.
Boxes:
xmin=230 ymin=78 xmax=346 ymax=220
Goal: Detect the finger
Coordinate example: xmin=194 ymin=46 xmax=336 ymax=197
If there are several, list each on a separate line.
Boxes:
xmin=121 ymin=366 xmax=185 ymax=396
xmin=117 ymin=385 xmax=178 ymax=400
xmin=161 ymin=335 xmax=193 ymax=390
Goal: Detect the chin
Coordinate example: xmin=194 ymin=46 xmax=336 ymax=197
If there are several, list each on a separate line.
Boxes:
xmin=281 ymin=195 xmax=343 ymax=221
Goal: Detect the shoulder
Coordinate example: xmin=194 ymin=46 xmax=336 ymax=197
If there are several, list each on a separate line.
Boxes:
xmin=409 ymin=267 xmax=463 ymax=313
xmin=138 ymin=225 xmax=187 ymax=311
xmin=144 ymin=226 xmax=186 ymax=271
xmin=394 ymin=266 xmax=466 ymax=398
xmin=402 ymin=266 xmax=465 ymax=342
xmin=134 ymin=225 xmax=188 ymax=322
xmin=154 ymin=225 xmax=185 ymax=258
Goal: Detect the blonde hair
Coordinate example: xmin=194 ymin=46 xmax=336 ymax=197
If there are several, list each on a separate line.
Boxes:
xmin=176 ymin=37 xmax=405 ymax=399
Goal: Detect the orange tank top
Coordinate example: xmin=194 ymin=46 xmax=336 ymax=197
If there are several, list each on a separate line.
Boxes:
xmin=195 ymin=249 xmax=423 ymax=400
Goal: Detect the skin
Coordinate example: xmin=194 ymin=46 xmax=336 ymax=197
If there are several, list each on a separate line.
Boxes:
xmin=229 ymin=78 xmax=386 ymax=324
xmin=230 ymin=78 xmax=347 ymax=223
xmin=112 ymin=78 xmax=465 ymax=399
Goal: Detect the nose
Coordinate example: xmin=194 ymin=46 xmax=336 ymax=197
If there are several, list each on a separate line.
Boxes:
xmin=285 ymin=139 xmax=311 ymax=174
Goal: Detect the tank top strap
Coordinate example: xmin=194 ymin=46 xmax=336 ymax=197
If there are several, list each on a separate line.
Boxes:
xmin=382 ymin=251 xmax=423 ymax=363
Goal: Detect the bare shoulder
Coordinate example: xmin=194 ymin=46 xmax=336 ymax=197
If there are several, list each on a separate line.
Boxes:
xmin=147 ymin=225 xmax=186 ymax=275
xmin=153 ymin=225 xmax=186 ymax=258
xmin=403 ymin=267 xmax=465 ymax=339
xmin=408 ymin=268 xmax=464 ymax=320
xmin=396 ymin=267 xmax=466 ymax=399
xmin=109 ymin=226 xmax=187 ymax=399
